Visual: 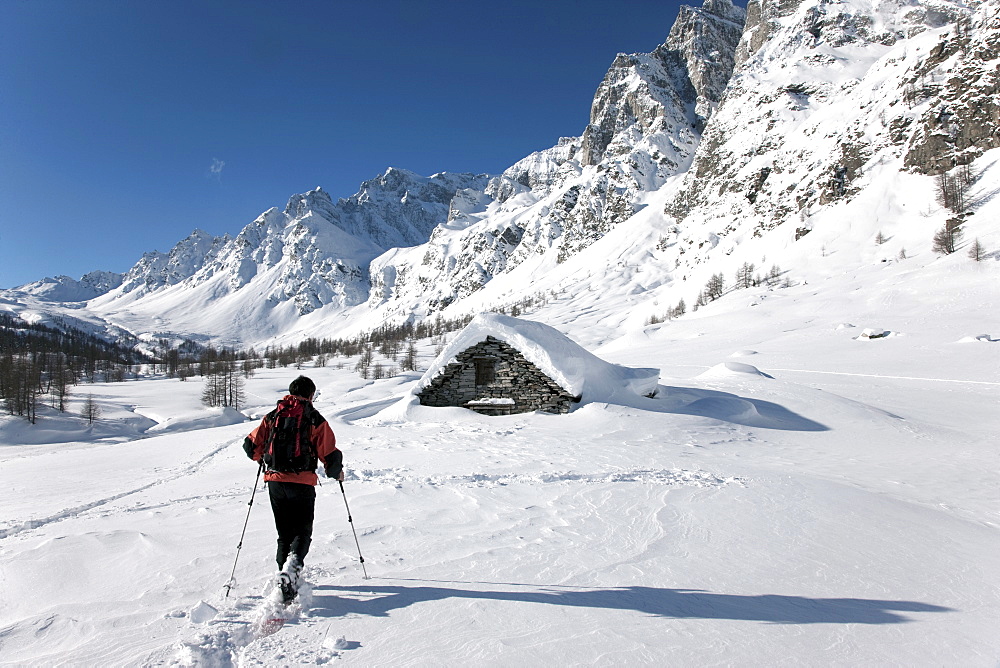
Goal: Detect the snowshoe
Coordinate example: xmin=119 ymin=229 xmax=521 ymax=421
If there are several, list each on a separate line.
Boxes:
xmin=257 ymin=615 xmax=287 ymax=636
xmin=277 ymin=555 xmax=302 ymax=605
xmin=278 ymin=571 xmax=298 ymax=604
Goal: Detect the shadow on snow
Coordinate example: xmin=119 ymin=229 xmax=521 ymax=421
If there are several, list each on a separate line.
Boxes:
xmin=311 ymin=579 xmax=949 ymax=625
xmin=638 ymin=385 xmax=829 ymax=432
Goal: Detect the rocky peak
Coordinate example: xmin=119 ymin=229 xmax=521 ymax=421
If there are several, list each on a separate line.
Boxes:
xmin=661 ymin=0 xmax=746 ymax=126
xmin=331 ymin=169 xmax=491 ymax=248
xmin=580 ymin=0 xmax=746 ymax=166
xmin=372 ymin=166 xmax=420 ymax=192
xmin=284 ymin=187 xmax=336 ymax=219
xmin=365 ymin=2 xmax=750 ymax=316
xmin=14 ymin=270 xmax=124 ymax=302
xmin=117 ymin=229 xmax=229 ymax=296
xmin=495 ymin=138 xmax=582 ymax=199
xmin=78 ymin=270 xmax=124 ymax=295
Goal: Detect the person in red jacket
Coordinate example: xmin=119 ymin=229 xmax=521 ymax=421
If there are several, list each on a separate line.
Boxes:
xmin=243 ymin=375 xmax=342 ymax=603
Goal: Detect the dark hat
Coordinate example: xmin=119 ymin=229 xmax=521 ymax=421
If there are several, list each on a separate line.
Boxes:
xmin=289 ymin=375 xmax=316 ymax=399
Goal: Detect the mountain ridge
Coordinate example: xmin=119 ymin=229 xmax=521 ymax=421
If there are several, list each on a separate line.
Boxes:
xmin=3 ymin=0 xmax=997 ymax=351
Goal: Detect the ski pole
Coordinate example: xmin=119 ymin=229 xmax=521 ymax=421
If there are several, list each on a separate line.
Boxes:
xmin=224 ymin=460 xmax=265 ymax=598
xmin=338 ymin=480 xmax=369 ymax=579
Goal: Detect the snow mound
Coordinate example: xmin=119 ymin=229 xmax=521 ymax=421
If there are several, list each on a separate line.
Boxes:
xmin=145 ymin=406 xmax=249 ymax=434
xmin=956 ymin=334 xmax=996 ymax=343
xmin=729 ymin=349 xmax=758 ymax=357
xmin=697 ymin=361 xmax=772 ymax=379
xmin=683 ymin=396 xmax=765 ymax=424
xmin=415 ymin=312 xmax=660 ymax=403
xmin=188 ymin=600 xmax=218 ymax=624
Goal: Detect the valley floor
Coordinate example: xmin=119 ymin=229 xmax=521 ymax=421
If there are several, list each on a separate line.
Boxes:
xmin=1 ymin=317 xmax=998 ymax=667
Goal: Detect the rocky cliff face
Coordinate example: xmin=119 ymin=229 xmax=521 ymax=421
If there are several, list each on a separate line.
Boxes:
xmin=665 ymin=0 xmax=989 ymax=237
xmin=581 ymin=0 xmax=746 ymax=165
xmin=903 ymin=5 xmax=1000 ymax=174
xmin=368 ymin=0 xmax=747 ymax=314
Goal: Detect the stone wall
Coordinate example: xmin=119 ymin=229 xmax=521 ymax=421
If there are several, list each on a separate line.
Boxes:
xmin=417 ymin=336 xmax=579 ymax=415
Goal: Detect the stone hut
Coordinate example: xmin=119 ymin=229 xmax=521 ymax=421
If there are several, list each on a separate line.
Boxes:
xmin=418 ymin=335 xmax=579 ymax=415
xmin=414 ymin=313 xmax=660 ymax=416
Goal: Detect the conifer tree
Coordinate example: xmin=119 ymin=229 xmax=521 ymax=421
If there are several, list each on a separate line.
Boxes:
xmin=932 ymin=217 xmax=965 ymax=255
xmin=967 ymin=238 xmax=985 ymax=262
xmin=80 ymin=394 xmax=101 ymax=425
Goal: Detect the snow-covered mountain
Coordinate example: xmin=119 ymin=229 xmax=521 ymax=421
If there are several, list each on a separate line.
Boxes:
xmin=16 ymin=270 xmax=123 ymax=302
xmin=70 ymin=170 xmax=484 ymax=344
xmin=2 ymin=0 xmax=997 ymax=350
xmin=2 ymin=3 xmax=1000 ymax=662
xmin=364 ymin=0 xmax=998 ymax=342
xmin=365 ymin=0 xmax=746 ymax=316
xmin=115 ymin=230 xmax=232 ymax=297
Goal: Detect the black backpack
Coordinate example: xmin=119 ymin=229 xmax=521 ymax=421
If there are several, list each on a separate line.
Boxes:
xmin=263 ymin=396 xmax=319 ymax=473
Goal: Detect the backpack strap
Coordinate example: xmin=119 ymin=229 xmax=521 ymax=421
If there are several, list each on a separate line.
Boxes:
xmin=307 ymin=404 xmax=326 ymax=427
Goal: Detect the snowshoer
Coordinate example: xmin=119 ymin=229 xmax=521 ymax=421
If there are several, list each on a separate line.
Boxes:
xmin=243 ymin=375 xmax=343 ymax=604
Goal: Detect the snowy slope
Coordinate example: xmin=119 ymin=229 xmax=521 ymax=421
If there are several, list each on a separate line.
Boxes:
xmin=666 ymin=0 xmax=993 ymax=228
xmin=1 ymin=265 xmax=998 ymax=664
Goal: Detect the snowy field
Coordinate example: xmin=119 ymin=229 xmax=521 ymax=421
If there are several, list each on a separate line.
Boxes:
xmin=1 ymin=271 xmax=998 ymax=667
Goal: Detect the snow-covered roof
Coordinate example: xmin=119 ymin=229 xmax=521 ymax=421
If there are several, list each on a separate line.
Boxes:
xmin=415 ymin=313 xmax=660 ymax=404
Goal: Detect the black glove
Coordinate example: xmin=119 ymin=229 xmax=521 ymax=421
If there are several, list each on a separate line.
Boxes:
xmin=325 ymin=450 xmax=344 ymax=480
xmin=242 ymin=437 xmax=256 ymax=460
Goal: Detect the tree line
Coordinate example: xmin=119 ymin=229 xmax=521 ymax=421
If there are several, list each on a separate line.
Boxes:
xmin=933 ymin=165 xmax=988 ymax=260
xmin=200 ymin=312 xmax=479 ymax=407
xmin=0 ymin=313 xmax=147 ymax=423
xmin=1 ymin=307 xmax=482 ymax=422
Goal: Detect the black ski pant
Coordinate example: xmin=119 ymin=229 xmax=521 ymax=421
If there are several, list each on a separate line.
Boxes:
xmin=267 ymin=481 xmax=316 ymax=571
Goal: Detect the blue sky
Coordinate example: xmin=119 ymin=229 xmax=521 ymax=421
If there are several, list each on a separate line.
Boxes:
xmin=1 ymin=0 xmax=707 ymax=289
